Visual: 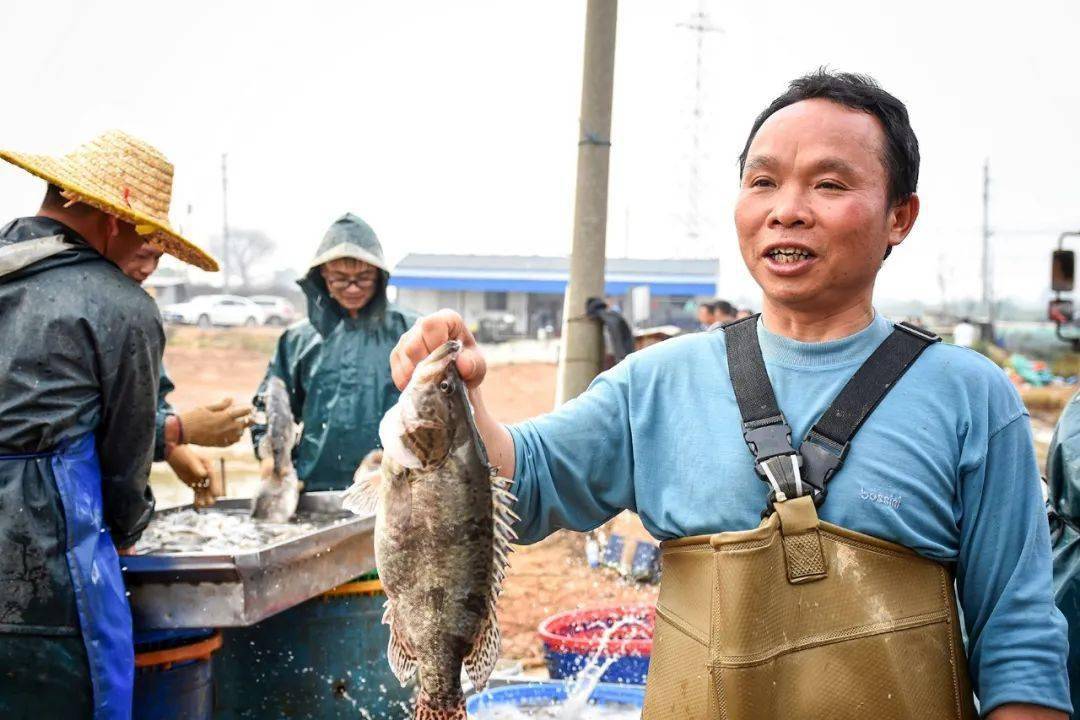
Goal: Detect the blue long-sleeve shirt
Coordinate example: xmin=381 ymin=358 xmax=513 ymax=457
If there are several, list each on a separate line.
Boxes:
xmin=508 ymin=313 xmax=1071 ymax=715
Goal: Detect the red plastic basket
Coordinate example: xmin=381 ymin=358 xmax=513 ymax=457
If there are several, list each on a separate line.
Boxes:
xmin=537 ymin=604 xmax=654 ymax=657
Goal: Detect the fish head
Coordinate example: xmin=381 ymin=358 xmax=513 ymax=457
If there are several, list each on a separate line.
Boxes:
xmin=381 ymin=340 xmax=465 ymax=470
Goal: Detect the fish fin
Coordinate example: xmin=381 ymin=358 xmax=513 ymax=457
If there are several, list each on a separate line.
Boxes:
xmin=358 ymin=449 xmax=383 ymax=475
xmin=463 ymin=603 xmax=501 ymax=692
xmin=341 ymin=465 xmax=381 ymax=517
xmin=491 ymin=476 xmax=518 ymax=582
xmin=461 ymin=475 xmax=516 ymax=691
xmin=385 ymin=603 xmax=418 ymax=686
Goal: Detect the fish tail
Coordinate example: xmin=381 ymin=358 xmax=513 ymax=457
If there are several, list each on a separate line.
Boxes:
xmin=414 ymin=689 xmax=466 ymax=720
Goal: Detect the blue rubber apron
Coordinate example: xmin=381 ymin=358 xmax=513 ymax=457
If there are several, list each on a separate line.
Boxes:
xmin=4 ymin=432 xmax=135 ymax=719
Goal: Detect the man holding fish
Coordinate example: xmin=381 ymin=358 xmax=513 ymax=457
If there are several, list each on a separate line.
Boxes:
xmin=386 ymin=71 xmax=1071 ymax=718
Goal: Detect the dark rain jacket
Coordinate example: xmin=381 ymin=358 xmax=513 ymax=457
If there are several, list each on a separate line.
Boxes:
xmin=0 ymin=217 xmax=160 ymax=694
xmin=1048 ymin=389 xmax=1080 ymax=714
xmin=251 ymin=214 xmax=418 ymax=491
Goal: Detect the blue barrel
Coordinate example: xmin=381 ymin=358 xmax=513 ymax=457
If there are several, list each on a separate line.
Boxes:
xmin=134 ymin=628 xmax=220 ymax=720
xmin=213 ymin=578 xmax=413 ymax=719
xmin=466 ymin=680 xmax=645 ymax=715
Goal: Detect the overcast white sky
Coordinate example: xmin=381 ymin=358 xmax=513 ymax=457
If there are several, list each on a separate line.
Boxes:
xmin=1 ymin=0 xmax=1078 ymax=308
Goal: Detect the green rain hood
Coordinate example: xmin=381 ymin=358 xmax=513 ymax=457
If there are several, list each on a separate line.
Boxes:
xmin=251 ymin=213 xmax=418 ymax=491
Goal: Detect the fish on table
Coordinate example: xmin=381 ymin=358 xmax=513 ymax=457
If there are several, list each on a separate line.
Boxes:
xmin=344 ymin=340 xmax=516 ymax=720
xmin=252 ymin=375 xmax=301 ymax=523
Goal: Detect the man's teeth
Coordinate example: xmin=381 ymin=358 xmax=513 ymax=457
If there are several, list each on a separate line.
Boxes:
xmin=768 ymin=248 xmax=812 ymax=264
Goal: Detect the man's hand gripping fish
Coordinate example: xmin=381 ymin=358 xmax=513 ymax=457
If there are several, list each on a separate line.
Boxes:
xmin=343 ymin=340 xmax=517 ymax=720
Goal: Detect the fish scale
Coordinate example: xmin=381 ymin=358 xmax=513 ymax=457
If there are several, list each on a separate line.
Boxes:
xmin=344 ymin=340 xmax=516 ymax=720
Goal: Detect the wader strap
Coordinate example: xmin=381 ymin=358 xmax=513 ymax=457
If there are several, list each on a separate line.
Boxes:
xmin=724 ymin=316 xmax=940 ymax=509
xmin=800 ymin=322 xmax=940 ymax=497
xmin=723 ymin=316 xmax=804 ymax=502
xmin=723 ymin=315 xmax=781 ymax=425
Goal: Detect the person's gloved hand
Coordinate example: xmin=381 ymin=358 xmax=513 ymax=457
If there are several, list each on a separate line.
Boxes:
xmin=167 ymin=445 xmax=222 ymax=508
xmin=180 ymin=398 xmax=253 ymax=447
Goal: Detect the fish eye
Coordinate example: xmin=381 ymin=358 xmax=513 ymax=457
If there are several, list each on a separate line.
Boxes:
xmin=438 ymin=379 xmax=453 ymax=394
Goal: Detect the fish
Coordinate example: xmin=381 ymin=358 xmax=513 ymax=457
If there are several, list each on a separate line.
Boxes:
xmin=252 ymin=375 xmax=301 ymax=523
xmin=343 ymin=340 xmax=517 ymax=720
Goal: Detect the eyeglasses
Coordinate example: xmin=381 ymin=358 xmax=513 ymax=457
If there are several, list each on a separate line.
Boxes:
xmin=325 ymin=274 xmax=378 ymax=290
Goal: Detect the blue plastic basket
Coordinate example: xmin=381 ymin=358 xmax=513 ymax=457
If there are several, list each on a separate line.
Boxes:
xmin=543 ymin=650 xmax=650 ymax=685
xmin=466 ymin=680 xmax=644 ymax=715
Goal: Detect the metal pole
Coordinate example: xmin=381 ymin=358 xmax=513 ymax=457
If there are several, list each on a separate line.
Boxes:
xmin=981 ymin=159 xmax=993 ymax=330
xmin=555 ymin=0 xmax=618 ymax=406
xmin=222 ymin=153 xmax=230 ymax=291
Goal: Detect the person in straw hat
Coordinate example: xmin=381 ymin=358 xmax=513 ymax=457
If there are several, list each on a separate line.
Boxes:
xmin=0 ymin=130 xmax=217 ymax=719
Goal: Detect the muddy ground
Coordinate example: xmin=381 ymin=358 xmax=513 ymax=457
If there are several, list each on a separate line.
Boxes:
xmin=154 ymin=326 xmax=1067 ymax=666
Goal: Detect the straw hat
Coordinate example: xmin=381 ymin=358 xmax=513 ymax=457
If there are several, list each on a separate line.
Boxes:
xmin=0 ymin=130 xmax=218 ymax=271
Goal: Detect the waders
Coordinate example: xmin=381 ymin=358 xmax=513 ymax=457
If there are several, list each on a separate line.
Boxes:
xmin=642 ymin=316 xmax=977 ymax=720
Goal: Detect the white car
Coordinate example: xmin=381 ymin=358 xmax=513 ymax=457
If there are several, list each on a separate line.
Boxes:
xmin=163 ymin=294 xmax=267 ymax=328
xmin=249 ymin=295 xmax=299 ymax=326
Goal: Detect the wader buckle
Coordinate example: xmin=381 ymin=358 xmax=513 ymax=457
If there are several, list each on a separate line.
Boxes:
xmin=798 ymin=431 xmax=849 ymax=506
xmin=743 ymin=416 xmax=804 ymax=504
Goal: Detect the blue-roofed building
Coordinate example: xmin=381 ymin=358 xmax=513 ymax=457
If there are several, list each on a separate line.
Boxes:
xmin=389 ymin=254 xmax=720 ymax=337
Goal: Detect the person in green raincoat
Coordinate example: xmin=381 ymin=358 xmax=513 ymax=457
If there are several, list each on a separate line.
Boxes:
xmin=251 ymin=213 xmax=418 ymax=491
xmin=215 ymin=214 xmax=418 ymax=717
xmin=1047 ymin=389 xmax=1080 ymax=713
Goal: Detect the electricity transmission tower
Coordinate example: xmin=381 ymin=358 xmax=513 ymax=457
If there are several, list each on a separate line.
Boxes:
xmin=677 ymin=0 xmax=722 ymax=254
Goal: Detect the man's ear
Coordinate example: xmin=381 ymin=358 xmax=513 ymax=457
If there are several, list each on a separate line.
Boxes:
xmin=104 ymin=214 xmax=122 ymax=244
xmin=887 ymin=193 xmax=919 ymax=252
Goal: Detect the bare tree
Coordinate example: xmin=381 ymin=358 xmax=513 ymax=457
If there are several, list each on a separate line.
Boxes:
xmin=211 ymin=229 xmax=275 ymax=290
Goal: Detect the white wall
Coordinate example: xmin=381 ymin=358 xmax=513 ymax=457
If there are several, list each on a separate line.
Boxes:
xmin=394 ymin=288 xmax=530 ymax=334
xmin=507 ymin=292 xmax=528 ymax=333
xmin=396 ymin=288 xmax=441 ymax=315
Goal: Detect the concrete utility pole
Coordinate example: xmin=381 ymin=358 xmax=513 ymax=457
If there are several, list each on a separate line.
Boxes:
xmin=981 ymin=159 xmax=993 ymax=328
xmin=555 ymin=0 xmax=618 ymax=406
xmin=221 ymin=153 xmax=231 ymax=291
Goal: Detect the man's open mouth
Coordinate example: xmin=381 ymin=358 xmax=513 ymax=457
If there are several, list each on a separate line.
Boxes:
xmin=765 ymin=247 xmax=814 ymax=264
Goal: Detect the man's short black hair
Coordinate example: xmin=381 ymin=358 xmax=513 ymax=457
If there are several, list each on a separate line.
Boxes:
xmin=738 ymin=69 xmax=919 ymax=209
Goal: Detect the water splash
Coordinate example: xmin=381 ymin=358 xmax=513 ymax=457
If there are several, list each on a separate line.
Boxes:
xmin=474 ymin=615 xmax=649 ymax=719
xmin=556 ymin=615 xmax=648 ymax=719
